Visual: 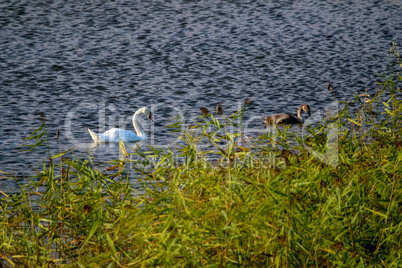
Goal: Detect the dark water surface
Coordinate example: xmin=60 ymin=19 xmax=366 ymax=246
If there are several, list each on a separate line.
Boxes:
xmin=1 ymin=1 xmax=401 ymax=191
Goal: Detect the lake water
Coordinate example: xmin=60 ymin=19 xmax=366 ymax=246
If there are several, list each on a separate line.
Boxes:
xmin=1 ymin=0 xmax=401 ymax=191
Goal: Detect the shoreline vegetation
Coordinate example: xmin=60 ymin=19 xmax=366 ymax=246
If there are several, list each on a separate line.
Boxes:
xmin=1 ymin=45 xmax=401 ymax=267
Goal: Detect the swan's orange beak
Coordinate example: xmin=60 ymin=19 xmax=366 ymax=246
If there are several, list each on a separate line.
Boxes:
xmin=149 ymin=113 xmax=153 ymax=122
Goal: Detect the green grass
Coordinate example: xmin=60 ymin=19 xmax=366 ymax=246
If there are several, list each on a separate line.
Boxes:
xmin=1 ymin=44 xmax=402 ymax=267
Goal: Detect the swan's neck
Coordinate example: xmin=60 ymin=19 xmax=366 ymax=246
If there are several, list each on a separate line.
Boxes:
xmin=297 ymin=107 xmax=303 ymax=121
xmin=133 ymin=111 xmax=146 ymax=138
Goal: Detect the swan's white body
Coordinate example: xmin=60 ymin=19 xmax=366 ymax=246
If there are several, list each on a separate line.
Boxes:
xmin=88 ymin=107 xmax=153 ymax=143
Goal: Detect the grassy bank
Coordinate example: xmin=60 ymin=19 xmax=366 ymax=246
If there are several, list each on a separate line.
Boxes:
xmin=1 ymin=46 xmax=402 ymax=267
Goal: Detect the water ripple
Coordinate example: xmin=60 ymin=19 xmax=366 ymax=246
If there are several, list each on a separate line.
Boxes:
xmin=0 ymin=0 xmax=401 ymax=183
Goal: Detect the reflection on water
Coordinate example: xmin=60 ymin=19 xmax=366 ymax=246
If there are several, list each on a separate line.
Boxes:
xmin=1 ymin=0 xmax=401 ymax=191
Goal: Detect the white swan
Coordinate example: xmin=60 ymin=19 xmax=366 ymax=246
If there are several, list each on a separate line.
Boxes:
xmin=88 ymin=107 xmax=153 ymax=143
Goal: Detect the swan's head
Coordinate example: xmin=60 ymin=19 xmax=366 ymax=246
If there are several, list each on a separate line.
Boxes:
xmin=301 ymin=104 xmax=311 ymax=116
xmin=144 ymin=107 xmax=153 ymax=122
xmin=137 ymin=107 xmax=153 ymax=122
